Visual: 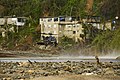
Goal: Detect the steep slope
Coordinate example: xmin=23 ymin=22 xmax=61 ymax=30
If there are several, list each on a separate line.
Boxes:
xmin=100 ymin=0 xmax=120 ymax=19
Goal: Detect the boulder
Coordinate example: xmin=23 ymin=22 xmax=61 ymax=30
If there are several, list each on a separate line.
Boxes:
xmin=116 ymin=56 xmax=120 ymax=59
xmin=82 ymin=72 xmax=96 ymax=75
xmin=19 ymin=62 xmax=30 ymax=67
xmin=104 ymin=68 xmax=115 ymax=75
xmin=27 ymin=70 xmax=34 ymax=74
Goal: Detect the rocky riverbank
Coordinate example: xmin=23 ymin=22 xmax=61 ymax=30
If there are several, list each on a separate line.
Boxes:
xmin=0 ymin=61 xmax=120 ymax=80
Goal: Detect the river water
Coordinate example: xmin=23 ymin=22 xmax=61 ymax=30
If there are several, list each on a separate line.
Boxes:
xmin=0 ymin=57 xmax=120 ymax=62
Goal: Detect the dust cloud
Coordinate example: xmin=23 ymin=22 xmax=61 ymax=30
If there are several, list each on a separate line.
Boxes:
xmin=59 ymin=48 xmax=120 ymax=59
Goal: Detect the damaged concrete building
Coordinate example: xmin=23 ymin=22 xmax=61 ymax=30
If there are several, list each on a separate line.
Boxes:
xmin=39 ymin=16 xmax=84 ymax=43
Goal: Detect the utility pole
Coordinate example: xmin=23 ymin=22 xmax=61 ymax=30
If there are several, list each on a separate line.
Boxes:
xmin=4 ymin=17 xmax=8 ymax=40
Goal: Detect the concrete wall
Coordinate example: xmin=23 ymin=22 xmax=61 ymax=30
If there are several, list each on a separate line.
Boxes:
xmin=0 ymin=18 xmax=6 ymax=25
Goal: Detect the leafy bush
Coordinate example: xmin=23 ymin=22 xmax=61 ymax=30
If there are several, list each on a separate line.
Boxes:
xmin=59 ymin=36 xmax=76 ymax=49
xmin=92 ymin=27 xmax=120 ymax=53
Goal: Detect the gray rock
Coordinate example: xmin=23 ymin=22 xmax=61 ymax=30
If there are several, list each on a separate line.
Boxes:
xmin=104 ymin=68 xmax=115 ymax=75
xmin=83 ymin=68 xmax=92 ymax=73
xmin=58 ymin=70 xmax=65 ymax=74
xmin=116 ymin=56 xmax=120 ymax=59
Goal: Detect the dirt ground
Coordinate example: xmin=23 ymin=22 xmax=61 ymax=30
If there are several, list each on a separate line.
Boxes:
xmin=0 ymin=50 xmax=59 ymax=58
xmin=29 ymin=75 xmax=120 ymax=80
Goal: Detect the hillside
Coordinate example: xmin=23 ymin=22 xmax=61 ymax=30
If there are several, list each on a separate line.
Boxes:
xmin=0 ymin=0 xmax=120 ymax=55
xmin=0 ymin=0 xmax=120 ymax=19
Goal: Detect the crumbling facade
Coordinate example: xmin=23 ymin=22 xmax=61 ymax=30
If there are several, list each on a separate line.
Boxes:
xmin=39 ymin=16 xmax=84 ymax=42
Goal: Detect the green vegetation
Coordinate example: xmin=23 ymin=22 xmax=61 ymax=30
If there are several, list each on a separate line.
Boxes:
xmin=0 ymin=0 xmax=87 ymax=18
xmin=92 ymin=28 xmax=120 ymax=53
xmin=0 ymin=0 xmax=120 ymax=19
xmin=59 ymin=36 xmax=76 ymax=49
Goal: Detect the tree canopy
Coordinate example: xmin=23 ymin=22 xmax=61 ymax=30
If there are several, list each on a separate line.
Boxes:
xmin=0 ymin=0 xmax=119 ymax=20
